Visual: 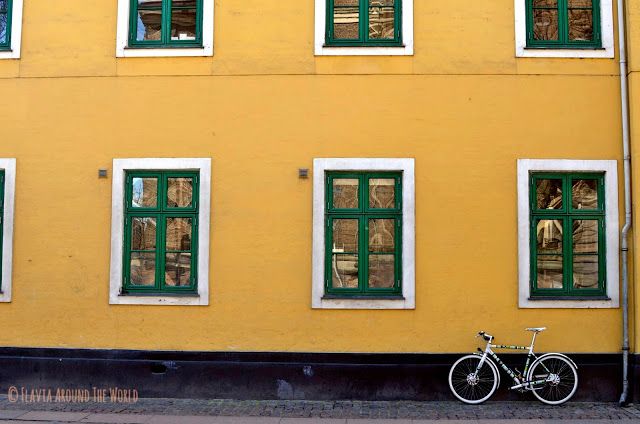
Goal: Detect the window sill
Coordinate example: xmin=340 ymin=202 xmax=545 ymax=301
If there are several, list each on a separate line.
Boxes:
xmin=116 ymin=46 xmax=213 ymax=58
xmin=515 ymin=46 xmax=613 ymax=59
xmin=110 ymin=293 xmax=207 ymax=306
xmin=315 ymin=45 xmax=413 ymax=56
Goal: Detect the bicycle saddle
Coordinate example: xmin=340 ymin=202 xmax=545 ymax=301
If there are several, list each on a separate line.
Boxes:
xmin=525 ymin=327 xmax=546 ymax=332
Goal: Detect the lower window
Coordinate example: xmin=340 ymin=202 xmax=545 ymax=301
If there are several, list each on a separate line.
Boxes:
xmin=312 ymin=158 xmax=415 ymax=310
xmin=109 ymin=158 xmax=211 ymax=306
xmin=517 ymin=159 xmax=619 ymax=308
xmin=123 ymin=171 xmax=198 ymax=294
xmin=530 ymin=172 xmax=605 ymax=297
xmin=325 ymin=172 xmax=402 ymax=297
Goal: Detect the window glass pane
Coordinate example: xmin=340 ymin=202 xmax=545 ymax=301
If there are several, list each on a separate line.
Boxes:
xmin=131 ymin=217 xmax=157 ymax=250
xmin=572 ymin=179 xmax=598 ymax=209
xmin=165 ymin=252 xmax=191 ymax=286
xmin=166 ymin=217 xmax=192 ymax=251
xmin=331 ymin=253 xmax=358 ymax=288
xmin=171 ymin=8 xmax=197 ymax=41
xmin=0 ymin=0 xmax=6 ymax=10
xmin=533 ymin=9 xmax=559 ymax=41
xmin=368 ymin=0 xmax=394 ymax=40
xmin=568 ymin=9 xmax=593 ymax=41
xmin=333 ymin=0 xmax=360 ymax=40
xmin=533 ymin=0 xmax=557 ymax=6
xmin=369 ymin=218 xmax=395 ymax=253
xmin=568 ymin=0 xmax=592 ymax=7
xmin=537 ymin=255 xmax=563 ymax=289
xmin=167 ymin=177 xmax=193 ymax=207
xmin=368 ymin=254 xmax=394 ymax=288
xmin=332 ymin=219 xmax=358 ymax=252
xmin=130 ymin=252 xmax=156 ymax=286
xmin=136 ymin=9 xmax=162 ymax=41
xmin=536 ymin=219 xmax=563 ymax=254
xmin=573 ymin=255 xmax=598 ymax=289
xmin=573 ymin=219 xmax=598 ymax=254
xmin=0 ymin=13 xmax=6 ymax=45
xmin=369 ymin=178 xmax=395 ymax=208
xmin=132 ymin=177 xmax=158 ymax=208
xmin=333 ymin=179 xmax=359 ymax=209
xmin=536 ymin=178 xmax=563 ymax=209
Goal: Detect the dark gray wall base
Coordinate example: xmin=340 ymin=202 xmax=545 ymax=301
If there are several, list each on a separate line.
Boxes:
xmin=0 ymin=348 xmax=633 ymax=402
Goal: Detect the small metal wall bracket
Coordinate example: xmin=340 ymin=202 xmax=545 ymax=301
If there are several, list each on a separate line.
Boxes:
xmin=298 ymin=168 xmax=309 ymax=179
xmin=98 ymin=169 xmax=108 ymax=178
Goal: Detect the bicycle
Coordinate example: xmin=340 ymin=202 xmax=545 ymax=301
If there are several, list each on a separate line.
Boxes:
xmin=448 ymin=327 xmax=578 ymax=405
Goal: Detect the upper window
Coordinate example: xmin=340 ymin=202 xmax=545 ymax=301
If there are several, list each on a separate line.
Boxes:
xmin=326 ymin=0 xmax=402 ymax=47
xmin=312 ymin=158 xmax=415 ymax=310
xmin=326 ymin=172 xmax=402 ymax=297
xmin=314 ymin=0 xmax=413 ymax=55
xmin=129 ymin=0 xmax=202 ymax=49
xmin=526 ymin=0 xmax=600 ymax=49
xmin=116 ymin=0 xmax=213 ymax=57
xmin=514 ymin=0 xmax=613 ymax=57
xmin=109 ymin=158 xmax=211 ymax=306
xmin=0 ymin=0 xmax=22 ymax=59
xmin=0 ymin=159 xmax=16 ymax=303
xmin=517 ymin=159 xmax=619 ymax=309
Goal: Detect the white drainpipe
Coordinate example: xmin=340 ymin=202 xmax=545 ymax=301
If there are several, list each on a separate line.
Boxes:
xmin=616 ymin=0 xmax=632 ymax=407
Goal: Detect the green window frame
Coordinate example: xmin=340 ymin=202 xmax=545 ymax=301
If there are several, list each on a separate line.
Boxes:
xmin=325 ymin=172 xmax=402 ymax=297
xmin=0 ymin=0 xmax=12 ymax=50
xmin=530 ymin=172 xmax=606 ymax=298
xmin=123 ymin=170 xmax=199 ymax=294
xmin=128 ymin=0 xmax=203 ymax=48
xmin=526 ymin=0 xmax=601 ymax=49
xmin=325 ymin=0 xmax=402 ymax=47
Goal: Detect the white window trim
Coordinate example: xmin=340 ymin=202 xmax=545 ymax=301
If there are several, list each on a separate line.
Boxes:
xmin=517 ymin=159 xmax=619 ymax=308
xmin=109 ymin=158 xmax=211 ymax=306
xmin=0 ymin=159 xmax=16 ymax=303
xmin=0 ymin=0 xmax=24 ymax=60
xmin=115 ymin=0 xmax=214 ymax=58
xmin=514 ymin=0 xmax=614 ymax=58
xmin=312 ymin=158 xmax=415 ymax=309
xmin=314 ymin=0 xmax=413 ymax=56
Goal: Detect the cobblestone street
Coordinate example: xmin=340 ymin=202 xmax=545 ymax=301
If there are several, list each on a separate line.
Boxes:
xmin=0 ymin=397 xmax=639 ymax=422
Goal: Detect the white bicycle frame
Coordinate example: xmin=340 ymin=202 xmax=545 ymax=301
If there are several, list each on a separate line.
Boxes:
xmin=475 ymin=331 xmax=568 ymax=391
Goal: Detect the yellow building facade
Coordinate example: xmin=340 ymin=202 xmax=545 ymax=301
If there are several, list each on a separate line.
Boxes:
xmin=0 ymin=0 xmax=637 ymax=401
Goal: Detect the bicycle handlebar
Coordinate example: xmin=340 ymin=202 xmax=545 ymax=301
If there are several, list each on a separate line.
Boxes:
xmin=477 ymin=331 xmax=493 ymax=341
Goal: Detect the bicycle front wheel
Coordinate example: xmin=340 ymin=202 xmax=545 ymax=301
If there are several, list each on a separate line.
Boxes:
xmin=527 ymin=354 xmax=578 ymax=405
xmin=448 ymin=355 xmax=498 ymax=404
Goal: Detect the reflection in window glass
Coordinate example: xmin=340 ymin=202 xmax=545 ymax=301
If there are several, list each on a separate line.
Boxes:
xmin=132 ymin=178 xmax=158 ymax=208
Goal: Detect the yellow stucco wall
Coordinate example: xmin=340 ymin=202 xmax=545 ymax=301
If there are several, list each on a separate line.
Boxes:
xmin=0 ymin=0 xmax=634 ymax=354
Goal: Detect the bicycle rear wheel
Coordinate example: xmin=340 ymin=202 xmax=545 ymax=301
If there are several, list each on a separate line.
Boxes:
xmin=527 ymin=354 xmax=578 ymax=405
xmin=448 ymin=354 xmax=498 ymax=404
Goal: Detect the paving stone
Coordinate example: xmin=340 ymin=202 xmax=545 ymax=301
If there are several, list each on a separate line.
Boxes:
xmin=0 ymin=411 xmax=28 ymax=419
xmin=15 ymin=410 xmax=90 ymax=421
xmin=82 ymin=413 xmax=154 ymax=423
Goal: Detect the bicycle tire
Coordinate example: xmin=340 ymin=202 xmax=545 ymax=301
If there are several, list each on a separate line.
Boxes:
xmin=448 ymin=354 xmax=498 ymax=404
xmin=526 ymin=354 xmax=578 ymax=405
